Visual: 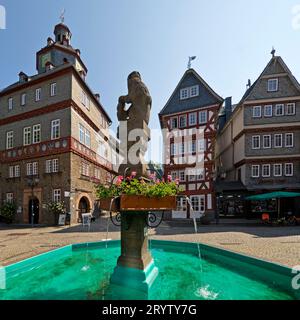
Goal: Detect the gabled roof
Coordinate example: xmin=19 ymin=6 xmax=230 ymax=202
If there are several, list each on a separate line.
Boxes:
xmin=159 ymin=68 xmax=223 ymax=116
xmin=239 ymin=55 xmax=300 ymax=104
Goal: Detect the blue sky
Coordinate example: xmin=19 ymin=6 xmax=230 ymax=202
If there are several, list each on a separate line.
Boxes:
xmin=1 ymin=0 xmax=300 ymax=135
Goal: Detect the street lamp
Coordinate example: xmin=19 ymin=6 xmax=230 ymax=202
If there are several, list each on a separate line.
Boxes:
xmin=27 ymin=176 xmax=39 ymax=228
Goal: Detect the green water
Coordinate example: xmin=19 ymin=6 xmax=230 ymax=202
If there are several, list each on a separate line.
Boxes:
xmin=0 ymin=245 xmax=295 ymax=300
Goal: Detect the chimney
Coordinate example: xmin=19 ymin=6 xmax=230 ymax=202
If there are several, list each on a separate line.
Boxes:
xmin=19 ymin=72 xmax=28 ymax=83
xmin=75 ymin=49 xmax=81 ymax=56
xmin=95 ymin=93 xmax=100 ymax=101
xmin=47 ymin=37 xmax=54 ymax=46
xmin=224 ymin=97 xmax=232 ymax=121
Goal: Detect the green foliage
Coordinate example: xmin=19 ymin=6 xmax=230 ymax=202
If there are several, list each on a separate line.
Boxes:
xmin=46 ymin=201 xmax=65 ymax=215
xmin=96 ymin=174 xmax=183 ymax=199
xmin=0 ymin=202 xmax=17 ymax=224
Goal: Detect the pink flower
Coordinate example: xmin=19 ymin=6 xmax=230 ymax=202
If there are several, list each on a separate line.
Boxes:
xmin=116 ymin=176 xmax=124 ymax=185
xmin=149 ymin=173 xmax=156 ymax=180
xmin=167 ymin=175 xmax=172 ymax=182
xmin=131 ymin=171 xmax=137 ymax=178
xmin=175 ymin=178 xmax=180 ymax=185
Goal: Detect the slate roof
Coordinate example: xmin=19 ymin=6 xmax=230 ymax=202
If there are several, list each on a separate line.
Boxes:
xmin=159 ymin=68 xmax=223 ymax=116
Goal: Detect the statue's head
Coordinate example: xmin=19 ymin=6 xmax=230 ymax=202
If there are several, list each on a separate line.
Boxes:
xmin=128 ymin=71 xmax=141 ymax=81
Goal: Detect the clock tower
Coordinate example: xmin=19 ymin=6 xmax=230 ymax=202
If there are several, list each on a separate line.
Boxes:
xmin=36 ymin=22 xmax=87 ymax=77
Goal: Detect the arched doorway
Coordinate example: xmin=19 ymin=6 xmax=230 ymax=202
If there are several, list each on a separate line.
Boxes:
xmin=29 ymin=198 xmax=40 ymax=224
xmin=78 ymin=197 xmax=90 ymax=222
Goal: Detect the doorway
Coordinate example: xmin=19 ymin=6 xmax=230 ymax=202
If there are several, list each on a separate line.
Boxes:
xmin=29 ymin=198 xmax=40 ymax=224
xmin=78 ymin=197 xmax=90 ymax=222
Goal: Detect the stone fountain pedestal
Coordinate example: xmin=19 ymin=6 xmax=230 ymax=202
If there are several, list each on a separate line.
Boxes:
xmin=110 ymin=212 xmax=158 ymax=297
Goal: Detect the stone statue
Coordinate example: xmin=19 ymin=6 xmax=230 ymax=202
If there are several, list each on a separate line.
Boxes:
xmin=117 ymin=72 xmax=152 ymax=177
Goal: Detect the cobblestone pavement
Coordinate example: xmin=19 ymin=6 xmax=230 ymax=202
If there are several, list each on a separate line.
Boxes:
xmin=0 ymin=219 xmax=299 ymax=267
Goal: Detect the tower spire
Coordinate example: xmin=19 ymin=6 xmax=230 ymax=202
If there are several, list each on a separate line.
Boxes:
xmin=60 ymin=8 xmax=66 ymax=24
xmin=271 ymin=46 xmax=276 ymax=58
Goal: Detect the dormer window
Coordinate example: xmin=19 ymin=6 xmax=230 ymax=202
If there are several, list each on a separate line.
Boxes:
xmin=180 ymin=85 xmax=199 ymax=100
xmin=267 ymin=79 xmax=278 ymax=92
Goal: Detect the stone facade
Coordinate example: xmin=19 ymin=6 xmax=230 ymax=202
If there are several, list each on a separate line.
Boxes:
xmin=0 ymin=22 xmax=114 ymax=225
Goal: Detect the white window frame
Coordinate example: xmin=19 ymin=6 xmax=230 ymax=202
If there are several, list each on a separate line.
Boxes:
xmin=53 ymin=189 xmax=61 ymax=203
xmin=252 ymin=135 xmax=260 ymax=149
xmin=262 ymin=164 xmax=271 ymax=177
xmin=9 ymin=166 xmax=14 ymax=178
xmin=286 ymin=103 xmax=296 ymax=115
xmin=35 ymin=88 xmax=41 ymax=102
xmin=267 ymin=79 xmax=278 ymax=92
xmin=32 ymin=124 xmax=41 ymax=144
xmin=274 ymin=134 xmax=283 ymax=148
xmin=6 ymin=131 xmax=14 ymax=150
xmin=52 ymin=159 xmax=59 ymax=173
xmin=179 ymin=142 xmax=185 ymax=155
xmin=6 ymin=193 xmax=14 ymax=204
xmin=198 ymin=139 xmax=205 ymax=152
xmin=179 ymin=170 xmax=185 ymax=182
xmin=171 ymin=117 xmax=178 ymax=129
xmin=46 ymin=160 xmax=52 ymax=174
xmin=14 ymin=165 xmax=20 ymax=178
xmin=190 ymin=85 xmax=199 ymax=98
xmin=275 ymin=104 xmax=284 ymax=116
xmin=85 ymin=129 xmax=91 ymax=148
xmin=199 ymin=110 xmax=207 ymax=124
xmin=180 ymin=88 xmax=189 ymax=100
xmin=32 ymin=162 xmax=38 ymax=176
xmin=8 ymin=97 xmax=13 ymax=111
xmin=81 ymin=162 xmax=90 ymax=177
xmin=50 ymin=83 xmax=57 ymax=97
xmin=273 ymin=164 xmax=282 ymax=177
xmin=51 ymin=119 xmax=60 ymax=140
xmin=262 ymin=135 xmax=271 ymax=149
xmin=21 ymin=93 xmax=26 ymax=106
xmin=285 ymin=133 xmax=294 ymax=148
xmin=170 ymin=143 xmax=177 ymax=156
xmin=23 ymin=127 xmax=31 ymax=146
xmin=264 ymin=105 xmax=273 ymax=117
xmin=26 ymin=163 xmax=33 ymax=176
xmin=189 ymin=112 xmax=197 ymax=126
xmin=285 ymin=163 xmax=294 ymax=177
xmin=171 ymin=171 xmax=178 ymax=181
xmin=179 ymin=115 xmax=187 ymax=128
xmin=188 ymin=140 xmax=196 ymax=153
xmin=252 ymin=106 xmax=262 ymax=118
xmin=251 ymin=165 xmax=260 ymax=178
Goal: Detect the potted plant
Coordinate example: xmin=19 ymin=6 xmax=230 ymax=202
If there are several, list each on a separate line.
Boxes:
xmin=0 ymin=202 xmax=17 ymax=224
xmin=46 ymin=201 xmax=65 ymax=225
xmin=96 ymin=172 xmax=181 ymax=212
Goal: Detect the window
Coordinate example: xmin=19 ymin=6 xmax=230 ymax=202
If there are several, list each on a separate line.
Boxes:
xmin=9 ymin=166 xmax=14 ymax=178
xmin=171 ymin=171 xmax=178 ymax=181
xmin=170 ymin=143 xmax=177 ymax=156
xmin=6 ymin=131 xmax=14 ymax=149
xmin=179 ymin=142 xmax=185 ymax=155
xmin=286 ymin=103 xmax=296 ymax=115
xmin=274 ymin=164 xmax=282 ymax=177
xmin=252 ymin=136 xmax=260 ymax=149
xmin=198 ymin=139 xmax=205 ymax=152
xmin=50 ymin=83 xmax=57 ymax=96
xmin=179 ymin=115 xmax=187 ymax=128
xmin=176 ymin=197 xmax=187 ymax=211
xmin=267 ymin=79 xmax=278 ymax=92
xmin=190 ymin=85 xmax=199 ymax=97
xmin=274 ymin=134 xmax=283 ymax=148
xmin=27 ymin=162 xmax=38 ymax=176
xmin=81 ymin=91 xmax=90 ymax=110
xmin=189 ymin=141 xmax=196 ymax=153
xmin=6 ymin=193 xmax=14 ymax=204
xmin=285 ymin=133 xmax=294 ymax=148
xmin=46 ymin=159 xmax=59 ymax=173
xmin=262 ymin=164 xmax=271 ymax=177
xmin=275 ymin=104 xmax=284 ymax=116
xmin=251 ymin=165 xmax=260 ymax=178
xmin=264 ymin=105 xmax=272 ymax=117
xmin=94 ymin=168 xmax=101 ymax=180
xmin=79 ymin=124 xmax=91 ymax=147
xmin=180 ymin=88 xmax=189 ymax=100
xmin=252 ymin=106 xmax=261 ymax=118
xmin=35 ymin=88 xmax=41 ymax=101
xmin=171 ymin=117 xmax=178 ymax=129
xmin=197 ymin=168 xmax=204 ymax=180
xmin=23 ymin=127 xmax=31 ymax=146
xmin=189 ymin=113 xmax=197 ymax=126
xmin=32 ymin=162 xmax=38 ymax=175
xmin=33 ymin=124 xmax=41 ymax=144
xmin=179 ymin=171 xmax=185 ymax=182
xmin=21 ymin=93 xmax=26 ymax=106
xmin=8 ymin=97 xmax=13 ymax=111
xmin=81 ymin=162 xmax=90 ymax=176
xmin=53 ymin=189 xmax=61 ymax=203
xmin=199 ymin=110 xmax=207 ymax=124
xmin=189 ymin=174 xmax=196 ymax=181
xmin=26 ymin=163 xmax=33 ymax=176
xmin=85 ymin=129 xmax=91 ymax=148
xmin=285 ymin=163 xmax=293 ymax=176
xmin=79 ymin=124 xmax=85 ymax=144
xmin=190 ymin=195 xmax=205 ymax=213
xmin=263 ymin=135 xmax=271 ymax=149
xmin=9 ymin=165 xmax=20 ymax=178
xmin=51 ymin=119 xmax=60 ymax=140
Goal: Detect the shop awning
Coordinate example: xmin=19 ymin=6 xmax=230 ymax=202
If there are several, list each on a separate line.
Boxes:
xmin=246 ymin=191 xmax=300 ymax=201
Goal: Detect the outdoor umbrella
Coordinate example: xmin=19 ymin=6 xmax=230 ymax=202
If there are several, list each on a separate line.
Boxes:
xmin=245 ymin=191 xmax=300 ymax=219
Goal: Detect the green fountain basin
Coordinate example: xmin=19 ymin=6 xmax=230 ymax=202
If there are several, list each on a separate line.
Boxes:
xmin=0 ymin=240 xmax=298 ymax=300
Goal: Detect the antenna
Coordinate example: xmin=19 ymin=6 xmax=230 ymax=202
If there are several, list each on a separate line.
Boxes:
xmin=271 ymin=46 xmax=276 ymax=58
xmin=246 ymin=79 xmax=251 ymax=89
xmin=187 ymin=56 xmax=196 ymax=69
xmin=60 ymin=8 xmax=66 ymax=24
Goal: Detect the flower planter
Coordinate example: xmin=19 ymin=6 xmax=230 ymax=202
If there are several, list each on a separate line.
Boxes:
xmin=99 ymin=195 xmax=177 ymax=212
